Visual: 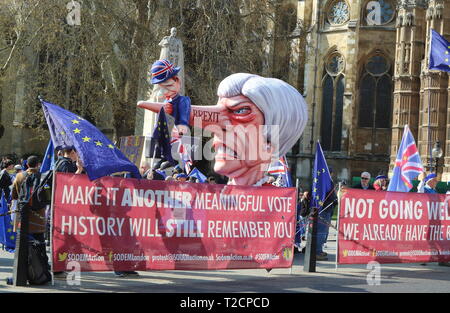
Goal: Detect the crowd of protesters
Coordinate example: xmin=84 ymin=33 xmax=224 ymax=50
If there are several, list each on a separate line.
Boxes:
xmin=2 ymin=151 xmax=449 ymax=283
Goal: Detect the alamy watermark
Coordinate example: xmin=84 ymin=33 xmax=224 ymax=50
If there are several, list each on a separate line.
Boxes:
xmin=366 ymin=261 xmax=381 ymax=286
xmin=65 ymin=260 xmax=81 ymax=286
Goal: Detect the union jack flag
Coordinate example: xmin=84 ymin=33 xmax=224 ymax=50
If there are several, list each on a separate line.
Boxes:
xmin=268 ymin=156 xmax=292 ymax=187
xmin=151 ymin=59 xmax=175 ymax=78
xmin=170 ymin=135 xmax=192 ymax=174
xmin=387 ymin=125 xmax=424 ymax=192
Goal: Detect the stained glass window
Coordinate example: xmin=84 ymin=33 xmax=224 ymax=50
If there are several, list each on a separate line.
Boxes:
xmin=333 ymin=76 xmax=345 ymax=151
xmin=321 ymin=52 xmax=346 ymax=152
xmin=321 ymin=75 xmax=334 ymax=151
xmin=358 ymin=54 xmax=392 ymax=129
xmin=327 ymin=0 xmax=350 ymax=26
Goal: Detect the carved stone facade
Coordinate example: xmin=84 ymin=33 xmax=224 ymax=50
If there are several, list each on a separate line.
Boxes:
xmin=295 ymin=0 xmax=398 ymax=186
xmin=293 ymin=0 xmax=450 ymax=187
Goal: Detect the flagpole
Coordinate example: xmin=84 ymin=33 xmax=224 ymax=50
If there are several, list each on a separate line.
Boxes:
xmin=427 ymin=29 xmax=433 ymax=172
xmin=427 ymin=75 xmax=432 ymax=172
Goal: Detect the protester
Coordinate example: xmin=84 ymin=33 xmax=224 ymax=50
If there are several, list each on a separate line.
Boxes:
xmin=267 ymin=176 xmax=276 ymax=185
xmin=176 ymin=173 xmax=188 ymax=182
xmin=148 ymin=169 xmax=165 ymax=181
xmin=14 ymin=164 xmax=23 ymax=174
xmin=11 ymin=156 xmax=46 ymax=238
xmin=139 ymin=161 xmax=151 ymax=178
xmin=352 ymin=172 xmax=374 ymax=190
xmin=0 ymin=159 xmax=14 ymax=200
xmin=315 ymin=190 xmax=338 ymax=260
xmin=423 ymin=173 xmax=438 ymax=193
xmin=373 ymin=175 xmax=388 ymax=191
xmin=188 ymin=176 xmax=198 ymax=183
xmin=173 ymin=165 xmax=184 ymax=175
xmin=295 ymin=191 xmax=310 ymax=252
xmin=56 ymin=147 xmax=82 ymax=174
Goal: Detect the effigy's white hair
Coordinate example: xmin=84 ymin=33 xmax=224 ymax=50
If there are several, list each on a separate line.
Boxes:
xmin=217 ymin=73 xmax=308 ymax=157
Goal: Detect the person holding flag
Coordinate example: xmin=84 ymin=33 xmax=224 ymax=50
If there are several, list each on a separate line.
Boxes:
xmin=41 ymin=99 xmax=140 ymax=180
xmin=387 ymin=125 xmax=423 ymax=192
xmin=310 ymin=141 xmax=337 ymax=261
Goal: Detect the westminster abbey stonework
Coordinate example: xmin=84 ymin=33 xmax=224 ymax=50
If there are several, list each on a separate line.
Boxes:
xmin=294 ymin=0 xmax=450 ymax=186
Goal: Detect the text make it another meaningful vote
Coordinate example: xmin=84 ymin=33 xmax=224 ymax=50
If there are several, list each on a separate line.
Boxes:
xmin=342 ymin=197 xmax=450 ymax=242
xmin=57 ymin=184 xmax=294 ymax=239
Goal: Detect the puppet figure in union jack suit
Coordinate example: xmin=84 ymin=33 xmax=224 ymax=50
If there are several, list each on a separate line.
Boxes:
xmin=145 ymin=59 xmax=191 ymax=135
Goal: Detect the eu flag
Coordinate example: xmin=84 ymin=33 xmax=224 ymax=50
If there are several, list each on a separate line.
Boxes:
xmin=387 ymin=124 xmax=423 ymax=192
xmin=188 ymin=168 xmax=207 ymax=183
xmin=40 ymin=140 xmax=55 ymax=173
xmin=41 ymin=100 xmax=140 ymax=181
xmin=0 ymin=192 xmax=15 ymax=252
xmin=310 ymin=141 xmax=334 ymax=210
xmin=429 ymin=29 xmax=450 ymax=72
xmin=150 ymin=108 xmax=175 ymax=164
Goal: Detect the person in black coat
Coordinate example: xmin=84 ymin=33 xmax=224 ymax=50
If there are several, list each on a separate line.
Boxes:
xmin=352 ymin=171 xmax=374 ymax=190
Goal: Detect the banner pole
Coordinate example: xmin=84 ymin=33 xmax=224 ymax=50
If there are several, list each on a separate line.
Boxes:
xmin=150 ymin=147 xmax=157 ymax=172
xmin=335 ymin=183 xmax=342 ymax=271
xmin=50 ymin=168 xmax=57 ymax=286
xmin=289 ymin=180 xmax=300 ymax=275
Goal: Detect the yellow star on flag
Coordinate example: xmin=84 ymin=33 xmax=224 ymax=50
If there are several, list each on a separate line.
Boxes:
xmin=95 ymin=141 xmax=103 ymax=147
xmin=60 ymin=131 xmax=66 ymax=135
xmin=82 ymin=136 xmax=91 ymax=142
xmin=108 ymin=144 xmax=115 ymax=149
xmin=73 ymin=128 xmax=81 ymax=134
xmin=72 ymin=119 xmax=80 ymax=124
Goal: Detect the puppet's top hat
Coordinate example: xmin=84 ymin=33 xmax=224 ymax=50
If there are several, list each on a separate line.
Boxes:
xmin=150 ymin=59 xmax=181 ymax=84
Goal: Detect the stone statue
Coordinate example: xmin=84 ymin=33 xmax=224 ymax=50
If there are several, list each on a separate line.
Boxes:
xmin=158 ymin=27 xmax=185 ymax=95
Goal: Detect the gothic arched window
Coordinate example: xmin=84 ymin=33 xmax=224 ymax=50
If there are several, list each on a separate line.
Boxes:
xmin=358 ymin=54 xmax=392 ymax=129
xmin=321 ymin=52 xmax=345 ymax=151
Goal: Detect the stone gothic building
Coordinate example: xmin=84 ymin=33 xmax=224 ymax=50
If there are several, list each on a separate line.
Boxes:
xmin=291 ymin=0 xmax=450 ymax=187
xmin=2 ymin=0 xmax=450 ymax=187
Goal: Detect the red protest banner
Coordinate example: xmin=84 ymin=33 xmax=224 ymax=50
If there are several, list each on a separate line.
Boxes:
xmin=337 ymin=187 xmax=450 ymax=264
xmin=52 ymin=173 xmax=296 ymax=272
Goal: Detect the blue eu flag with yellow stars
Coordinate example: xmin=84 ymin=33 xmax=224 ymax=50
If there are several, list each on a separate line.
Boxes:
xmin=150 ymin=107 xmax=175 ymax=164
xmin=0 ymin=192 xmax=15 ymax=252
xmin=429 ymin=29 xmax=450 ymax=73
xmin=41 ymin=100 xmax=141 ymax=181
xmin=310 ymin=141 xmax=334 ymax=210
xmin=40 ymin=140 xmax=55 ymax=173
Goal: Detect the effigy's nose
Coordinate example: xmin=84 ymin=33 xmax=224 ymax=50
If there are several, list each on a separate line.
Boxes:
xmin=137 ymin=101 xmax=165 ymax=113
xmin=137 ymin=100 xmax=225 ymax=129
xmin=189 ymin=105 xmax=224 ymax=129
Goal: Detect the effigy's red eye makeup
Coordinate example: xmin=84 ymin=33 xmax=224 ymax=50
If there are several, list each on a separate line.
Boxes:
xmin=233 ymin=107 xmax=251 ymax=115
